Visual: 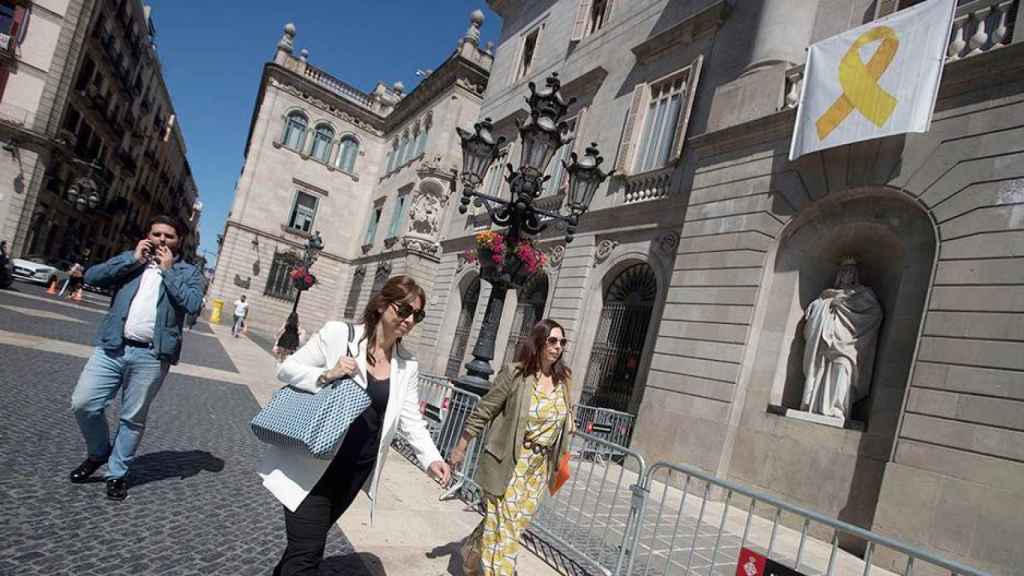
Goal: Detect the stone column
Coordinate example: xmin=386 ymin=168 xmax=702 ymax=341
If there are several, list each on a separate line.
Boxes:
xmin=746 ymin=0 xmax=818 ymax=75
xmin=707 ymin=0 xmax=819 ymax=131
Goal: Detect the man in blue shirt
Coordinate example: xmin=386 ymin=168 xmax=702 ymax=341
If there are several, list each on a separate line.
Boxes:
xmin=69 ymin=215 xmax=204 ymax=500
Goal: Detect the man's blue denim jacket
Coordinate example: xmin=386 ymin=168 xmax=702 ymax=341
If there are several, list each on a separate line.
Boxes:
xmin=84 ymin=251 xmax=204 ymax=365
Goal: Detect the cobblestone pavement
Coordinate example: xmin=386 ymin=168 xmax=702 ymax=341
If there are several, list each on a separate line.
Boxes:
xmin=0 ymin=285 xmax=366 ymax=575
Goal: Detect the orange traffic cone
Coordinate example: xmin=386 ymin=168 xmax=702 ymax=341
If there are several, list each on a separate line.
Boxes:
xmin=47 ymin=277 xmax=59 ymax=295
xmin=71 ymin=288 xmax=83 ymax=302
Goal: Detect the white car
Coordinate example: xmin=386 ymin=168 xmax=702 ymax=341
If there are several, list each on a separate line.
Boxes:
xmin=10 ymin=256 xmax=70 ymax=286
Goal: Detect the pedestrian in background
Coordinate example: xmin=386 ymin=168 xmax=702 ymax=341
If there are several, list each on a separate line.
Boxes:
xmin=259 ymin=275 xmax=451 ymax=576
xmin=68 ymin=215 xmax=204 ymax=500
xmin=449 ymin=318 xmax=575 ymax=576
xmin=65 ymin=261 xmax=85 ymax=300
xmin=271 ymin=312 xmax=307 ymax=362
xmin=232 ymin=294 xmax=249 ymax=337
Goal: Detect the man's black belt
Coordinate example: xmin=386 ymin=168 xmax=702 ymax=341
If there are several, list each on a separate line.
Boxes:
xmin=124 ymin=339 xmax=154 ymax=349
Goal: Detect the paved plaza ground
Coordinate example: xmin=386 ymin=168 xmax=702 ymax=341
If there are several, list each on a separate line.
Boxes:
xmin=0 ymin=281 xmax=559 ymax=576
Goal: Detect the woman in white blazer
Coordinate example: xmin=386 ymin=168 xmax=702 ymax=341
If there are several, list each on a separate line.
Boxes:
xmin=259 ymin=275 xmax=451 ymax=575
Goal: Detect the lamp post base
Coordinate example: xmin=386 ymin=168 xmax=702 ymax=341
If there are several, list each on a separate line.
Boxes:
xmin=454 ymin=373 xmax=493 ymax=397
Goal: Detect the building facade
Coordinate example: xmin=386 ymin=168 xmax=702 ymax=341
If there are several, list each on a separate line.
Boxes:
xmin=209 ymin=14 xmax=492 ymax=345
xmin=420 ymin=1 xmax=1024 ymax=574
xmin=0 ymin=0 xmax=201 ymax=266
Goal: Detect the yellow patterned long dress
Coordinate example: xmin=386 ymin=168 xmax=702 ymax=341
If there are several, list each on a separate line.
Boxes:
xmin=472 ymin=381 xmax=569 ymax=576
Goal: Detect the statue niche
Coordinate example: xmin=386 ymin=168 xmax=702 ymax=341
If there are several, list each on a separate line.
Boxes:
xmin=798 ymin=258 xmax=883 ymax=424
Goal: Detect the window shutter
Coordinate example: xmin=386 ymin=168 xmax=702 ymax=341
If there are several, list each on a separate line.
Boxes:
xmin=615 ymin=83 xmax=646 ymax=174
xmin=571 ymin=0 xmax=591 ymax=42
xmin=572 ymin=107 xmax=588 ymax=155
xmin=875 ymin=0 xmax=900 ymax=19
xmin=670 ymin=54 xmax=703 ymax=164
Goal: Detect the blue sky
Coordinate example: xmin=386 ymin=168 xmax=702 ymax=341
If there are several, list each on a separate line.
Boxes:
xmin=145 ymin=1 xmax=502 ymax=266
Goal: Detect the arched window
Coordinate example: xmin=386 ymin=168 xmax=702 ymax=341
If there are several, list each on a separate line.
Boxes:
xmin=503 ymin=273 xmax=549 ymax=366
xmin=413 ymin=124 xmax=429 ymax=158
xmin=582 ymin=262 xmax=658 ymax=413
xmin=386 ymin=140 xmax=398 ymax=173
xmin=397 ymin=133 xmax=411 ymax=166
xmin=336 ymin=136 xmax=359 ymax=173
xmin=447 ymin=276 xmax=481 ymax=378
xmin=283 ymin=112 xmax=307 ymax=151
xmin=310 ymin=124 xmax=334 ymax=162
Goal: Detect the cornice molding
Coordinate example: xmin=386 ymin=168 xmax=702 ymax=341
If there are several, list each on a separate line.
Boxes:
xmin=631 ymin=0 xmax=730 ymax=62
xmin=224 ymin=220 xmax=351 ymax=264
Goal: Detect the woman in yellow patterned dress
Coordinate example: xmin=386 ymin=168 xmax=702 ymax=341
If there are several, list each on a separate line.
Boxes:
xmin=449 ymin=319 xmax=575 ymax=576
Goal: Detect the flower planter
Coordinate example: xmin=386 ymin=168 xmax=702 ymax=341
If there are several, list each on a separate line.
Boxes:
xmin=470 ymin=231 xmax=548 ymax=290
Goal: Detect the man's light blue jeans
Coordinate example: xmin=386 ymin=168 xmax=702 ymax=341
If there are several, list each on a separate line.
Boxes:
xmin=71 ymin=346 xmax=170 ymax=479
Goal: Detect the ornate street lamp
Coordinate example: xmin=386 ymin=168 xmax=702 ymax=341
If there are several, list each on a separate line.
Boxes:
xmin=65 ymin=176 xmax=103 ymax=212
xmin=275 ymin=231 xmax=324 ymax=353
xmin=453 ymin=73 xmax=613 ymax=395
xmin=64 ymin=158 xmax=107 ymax=213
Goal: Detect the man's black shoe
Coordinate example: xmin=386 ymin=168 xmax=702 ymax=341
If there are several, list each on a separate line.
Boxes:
xmin=69 ymin=457 xmax=107 ymax=483
xmin=106 ymin=478 xmax=128 ymax=501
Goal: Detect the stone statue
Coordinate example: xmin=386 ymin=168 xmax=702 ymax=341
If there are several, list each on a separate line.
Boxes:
xmin=801 ymin=258 xmax=883 ymax=421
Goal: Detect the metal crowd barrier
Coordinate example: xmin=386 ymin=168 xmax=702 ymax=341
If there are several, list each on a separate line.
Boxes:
xmin=392 ymin=374 xmax=489 ymax=502
xmin=395 ymin=376 xmax=990 ymax=576
xmin=528 ymin=431 xmax=647 ymax=576
xmin=625 ymin=461 xmax=992 ymax=576
xmin=574 ymin=405 xmax=636 ymax=462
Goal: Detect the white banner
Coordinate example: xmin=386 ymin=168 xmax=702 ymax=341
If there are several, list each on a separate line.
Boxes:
xmin=789 ymin=0 xmax=956 ymax=161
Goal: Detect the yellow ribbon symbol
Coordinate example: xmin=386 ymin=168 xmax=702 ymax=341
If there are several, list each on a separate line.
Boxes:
xmin=815 ymin=26 xmax=900 ymax=141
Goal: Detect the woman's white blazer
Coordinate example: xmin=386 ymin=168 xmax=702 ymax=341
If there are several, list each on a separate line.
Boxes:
xmin=257 ymin=322 xmax=442 ymax=523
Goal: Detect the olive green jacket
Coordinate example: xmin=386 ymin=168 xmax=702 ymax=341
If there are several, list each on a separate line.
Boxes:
xmin=462 ymin=363 xmax=574 ymax=497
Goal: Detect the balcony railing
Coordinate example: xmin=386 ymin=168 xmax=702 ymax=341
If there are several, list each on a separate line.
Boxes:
xmin=303 ymin=63 xmax=372 ymax=107
xmin=622 ymin=166 xmax=674 ymax=204
xmin=782 ymin=0 xmax=1019 ymax=110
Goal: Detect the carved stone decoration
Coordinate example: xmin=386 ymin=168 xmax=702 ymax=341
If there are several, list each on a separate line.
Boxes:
xmin=455 ymin=77 xmax=486 ymax=95
xmin=354 ymin=264 xmax=366 ymax=277
xmin=593 ymin=239 xmax=619 ymax=267
xmin=401 ymin=236 xmax=439 ymax=255
xmin=456 ymin=252 xmax=478 ymax=274
xmin=376 ymin=261 xmax=392 ymax=278
xmin=233 ymin=274 xmax=251 ymax=289
xmin=277 ymin=23 xmax=296 ymax=53
xmin=408 ymin=184 xmax=445 ymax=237
xmin=546 ymin=245 xmax=566 ymax=269
xmin=657 ymin=231 xmax=680 ymax=256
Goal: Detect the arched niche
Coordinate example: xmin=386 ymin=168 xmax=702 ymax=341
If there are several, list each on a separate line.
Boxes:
xmin=445 ymin=273 xmax=481 ymax=378
xmin=760 ymin=188 xmax=936 ymax=439
xmin=501 ymin=272 xmax=550 ymax=366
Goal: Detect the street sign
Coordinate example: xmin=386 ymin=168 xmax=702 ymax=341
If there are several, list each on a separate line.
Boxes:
xmin=736 ymin=548 xmax=807 ymax=576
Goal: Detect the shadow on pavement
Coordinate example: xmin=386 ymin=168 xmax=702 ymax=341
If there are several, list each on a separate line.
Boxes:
xmin=427 ymin=538 xmax=472 ymax=575
xmin=321 ymin=552 xmax=385 ymax=575
xmin=129 ymin=449 xmax=225 ymax=487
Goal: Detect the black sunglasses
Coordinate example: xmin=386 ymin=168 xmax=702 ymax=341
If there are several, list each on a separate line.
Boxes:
xmin=392 ymin=302 xmax=426 ymax=323
xmin=546 ymin=336 xmax=568 ymax=347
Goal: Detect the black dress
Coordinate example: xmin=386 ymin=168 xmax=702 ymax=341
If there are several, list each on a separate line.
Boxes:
xmin=274 ymin=372 xmax=391 ymax=576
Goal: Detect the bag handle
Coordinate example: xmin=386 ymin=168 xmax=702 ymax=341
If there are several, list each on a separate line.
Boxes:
xmin=345 ymin=322 xmax=354 ymax=357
